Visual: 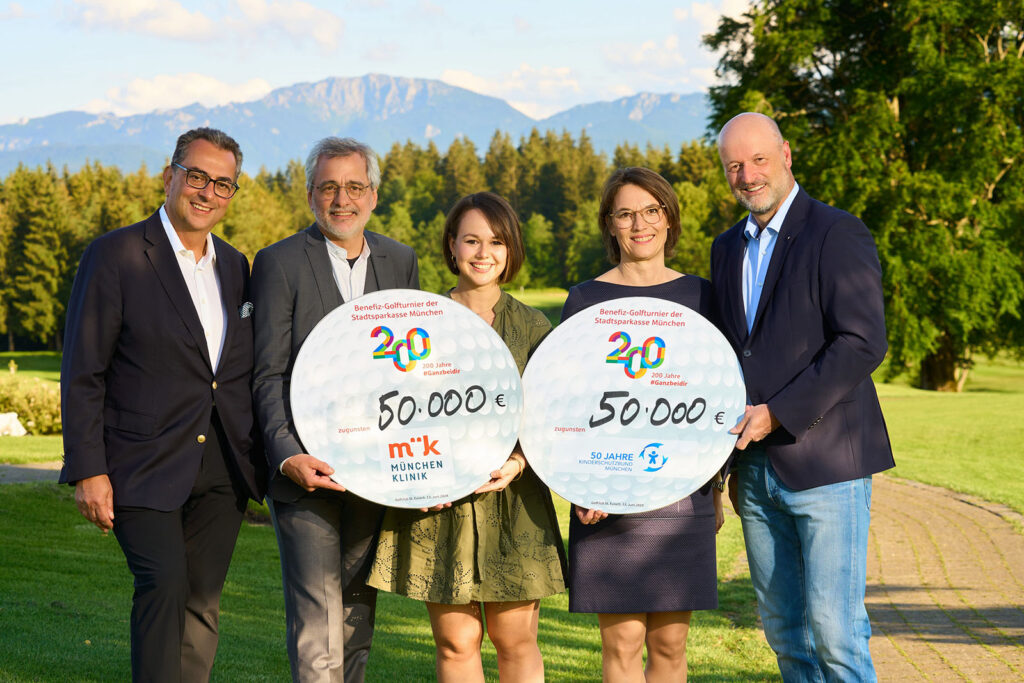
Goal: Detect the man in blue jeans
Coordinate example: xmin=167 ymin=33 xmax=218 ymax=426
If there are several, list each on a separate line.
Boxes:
xmin=710 ymin=112 xmax=895 ymax=681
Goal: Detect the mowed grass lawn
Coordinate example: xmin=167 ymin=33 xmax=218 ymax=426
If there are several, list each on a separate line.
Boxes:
xmin=2 ymin=307 xmax=1022 ymax=680
xmin=876 ymin=355 xmax=1024 ymax=514
xmin=0 ymin=484 xmax=772 ymax=681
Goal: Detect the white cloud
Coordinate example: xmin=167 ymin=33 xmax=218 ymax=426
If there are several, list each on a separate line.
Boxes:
xmin=690 ymin=2 xmax=723 ymax=33
xmin=65 ymin=0 xmax=343 ymax=50
xmin=610 ymin=84 xmax=635 ymax=98
xmin=232 ymin=0 xmax=344 ymax=52
xmin=364 ymin=41 xmax=399 ymax=61
xmin=673 ymin=7 xmax=688 ymax=21
xmin=606 ymin=35 xmax=688 ymax=71
xmin=1 ymin=2 xmax=26 ymax=19
xmin=689 ymin=0 xmax=752 ymax=32
xmin=418 ymin=0 xmax=444 ymax=17
xmin=441 ymin=64 xmax=581 ymax=119
xmin=83 ymin=74 xmax=272 ymax=116
xmin=68 ymin=0 xmax=216 ymax=41
xmin=514 ymin=17 xmax=530 ymax=33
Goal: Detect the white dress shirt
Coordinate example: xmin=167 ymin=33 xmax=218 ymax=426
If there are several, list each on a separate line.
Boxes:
xmin=325 ymin=237 xmax=371 ymax=301
xmin=159 ymin=206 xmax=227 ymax=371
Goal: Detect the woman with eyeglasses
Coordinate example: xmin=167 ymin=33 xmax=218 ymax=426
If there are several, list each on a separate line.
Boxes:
xmin=368 ymin=192 xmax=566 ymax=683
xmin=561 ymin=167 xmax=725 ymax=682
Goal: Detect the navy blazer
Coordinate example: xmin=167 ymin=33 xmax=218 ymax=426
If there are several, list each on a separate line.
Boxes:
xmin=250 ymin=224 xmax=420 ymax=502
xmin=60 ymin=212 xmax=267 ymax=509
xmin=710 ymin=188 xmax=894 ymax=490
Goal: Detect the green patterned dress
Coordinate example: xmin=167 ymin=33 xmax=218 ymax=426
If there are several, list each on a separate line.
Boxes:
xmin=367 ymin=291 xmax=567 ymax=604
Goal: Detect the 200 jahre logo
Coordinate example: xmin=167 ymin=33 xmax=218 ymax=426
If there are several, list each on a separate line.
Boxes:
xmin=372 ymin=326 xmax=431 ymax=371
xmin=605 ymin=331 xmax=665 ymax=378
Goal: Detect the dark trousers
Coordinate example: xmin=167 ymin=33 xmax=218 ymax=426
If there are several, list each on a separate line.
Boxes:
xmin=113 ymin=413 xmax=248 ymax=683
xmin=269 ymin=490 xmax=382 ymax=683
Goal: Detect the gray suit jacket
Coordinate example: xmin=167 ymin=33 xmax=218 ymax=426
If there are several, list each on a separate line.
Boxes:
xmin=251 ymin=224 xmax=420 ymax=502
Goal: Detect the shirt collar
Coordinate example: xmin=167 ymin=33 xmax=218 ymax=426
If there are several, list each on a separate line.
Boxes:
xmin=159 ymin=205 xmax=216 ymax=265
xmin=325 ymin=236 xmax=371 ymax=262
xmin=743 ymin=182 xmax=800 ymax=242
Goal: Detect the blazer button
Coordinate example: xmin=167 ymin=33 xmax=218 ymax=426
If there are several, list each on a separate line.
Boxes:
xmin=742 ymin=350 xmax=752 ymax=358
xmin=197 ymin=434 xmax=206 ymax=444
xmin=211 ymin=381 xmax=218 ymax=390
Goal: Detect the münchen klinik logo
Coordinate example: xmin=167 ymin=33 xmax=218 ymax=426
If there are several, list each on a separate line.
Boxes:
xmin=372 ymin=326 xmax=431 ymax=372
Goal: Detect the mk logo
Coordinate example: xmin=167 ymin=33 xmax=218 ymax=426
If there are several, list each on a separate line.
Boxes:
xmin=388 ymin=434 xmax=440 ymax=458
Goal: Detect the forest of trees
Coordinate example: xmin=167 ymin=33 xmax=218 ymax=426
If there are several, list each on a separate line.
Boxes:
xmin=2 ymin=2 xmax=1022 ymax=393
xmin=0 ymin=130 xmax=741 ymax=353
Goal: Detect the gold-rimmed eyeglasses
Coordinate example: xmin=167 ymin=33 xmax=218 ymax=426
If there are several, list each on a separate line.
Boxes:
xmin=315 ymin=181 xmax=372 ymax=201
xmin=609 ymin=204 xmax=665 ymax=229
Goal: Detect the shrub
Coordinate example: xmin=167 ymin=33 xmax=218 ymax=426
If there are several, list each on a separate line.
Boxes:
xmin=0 ymin=375 xmax=62 ymax=435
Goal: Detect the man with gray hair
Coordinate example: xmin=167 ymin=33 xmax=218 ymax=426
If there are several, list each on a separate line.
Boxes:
xmin=251 ymin=137 xmax=419 ymax=682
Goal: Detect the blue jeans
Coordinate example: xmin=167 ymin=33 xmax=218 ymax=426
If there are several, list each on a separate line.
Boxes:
xmin=736 ymin=450 xmax=876 ymax=682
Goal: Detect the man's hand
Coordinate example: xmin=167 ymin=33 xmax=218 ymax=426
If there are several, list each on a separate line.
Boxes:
xmin=730 ymin=403 xmax=780 ymax=451
xmin=281 ymin=454 xmax=346 ymax=492
xmin=727 ymin=471 xmax=740 ymax=516
xmin=574 ymin=506 xmax=608 ymax=525
xmin=75 ymin=474 xmax=114 ymax=533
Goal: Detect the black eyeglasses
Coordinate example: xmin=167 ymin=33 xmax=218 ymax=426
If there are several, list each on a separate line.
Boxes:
xmin=172 ymin=162 xmax=239 ymax=199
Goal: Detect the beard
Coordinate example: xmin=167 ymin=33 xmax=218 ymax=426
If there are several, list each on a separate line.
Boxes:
xmin=312 ymin=204 xmax=365 ymax=246
xmin=732 ymin=182 xmax=785 ymax=217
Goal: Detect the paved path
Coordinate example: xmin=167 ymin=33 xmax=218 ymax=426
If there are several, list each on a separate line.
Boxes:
xmin=3 ymin=463 xmax=1023 ymax=680
xmin=866 ymin=475 xmax=1024 ymax=681
xmin=0 ymin=460 xmax=62 ymax=483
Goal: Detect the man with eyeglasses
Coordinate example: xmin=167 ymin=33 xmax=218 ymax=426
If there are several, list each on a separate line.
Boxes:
xmin=251 ymin=137 xmax=419 ymax=682
xmin=60 ymin=127 xmax=267 ymax=681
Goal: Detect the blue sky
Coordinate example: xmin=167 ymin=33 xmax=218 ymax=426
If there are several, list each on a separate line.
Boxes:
xmin=0 ymin=0 xmax=749 ymax=125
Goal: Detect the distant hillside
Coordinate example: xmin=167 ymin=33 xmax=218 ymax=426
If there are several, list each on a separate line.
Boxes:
xmin=0 ymin=74 xmax=711 ymax=175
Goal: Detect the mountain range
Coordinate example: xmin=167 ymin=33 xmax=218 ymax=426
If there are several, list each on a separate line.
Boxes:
xmin=0 ymin=74 xmax=711 ymax=176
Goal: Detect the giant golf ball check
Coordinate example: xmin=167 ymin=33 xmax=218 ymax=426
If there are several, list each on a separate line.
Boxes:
xmin=290 ymin=290 xmax=523 ymax=508
xmin=520 ymin=297 xmax=745 ymax=514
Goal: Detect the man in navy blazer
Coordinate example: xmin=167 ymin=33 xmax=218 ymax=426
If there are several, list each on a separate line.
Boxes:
xmin=251 ymin=137 xmax=419 ymax=682
xmin=710 ymin=113 xmax=894 ymax=681
xmin=61 ymin=127 xmax=266 ymax=682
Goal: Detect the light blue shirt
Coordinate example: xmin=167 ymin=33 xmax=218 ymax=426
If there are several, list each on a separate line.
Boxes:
xmin=742 ymin=182 xmax=800 ymax=332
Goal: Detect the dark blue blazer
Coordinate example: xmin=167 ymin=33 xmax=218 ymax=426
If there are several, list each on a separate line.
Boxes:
xmin=59 ymin=212 xmax=267 ymax=509
xmin=710 ymin=188 xmax=894 ymax=490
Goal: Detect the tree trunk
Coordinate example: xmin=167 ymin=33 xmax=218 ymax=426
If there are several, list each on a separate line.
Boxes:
xmin=6 ymin=329 xmax=13 ymax=352
xmin=919 ymin=335 xmax=962 ymax=392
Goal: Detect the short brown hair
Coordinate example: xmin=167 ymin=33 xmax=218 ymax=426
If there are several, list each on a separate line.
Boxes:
xmin=598 ymin=167 xmax=681 ymax=264
xmin=442 ymin=192 xmax=525 ymax=285
xmin=171 ymin=127 xmax=243 ymax=179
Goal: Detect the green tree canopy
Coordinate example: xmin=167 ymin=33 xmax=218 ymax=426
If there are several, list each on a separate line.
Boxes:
xmin=705 ymin=0 xmax=1024 ymax=390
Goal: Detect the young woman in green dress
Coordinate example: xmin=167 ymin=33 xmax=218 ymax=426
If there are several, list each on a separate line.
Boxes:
xmin=368 ymin=192 xmax=566 ymax=683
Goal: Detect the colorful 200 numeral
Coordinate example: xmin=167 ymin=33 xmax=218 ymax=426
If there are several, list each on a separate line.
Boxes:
xmin=372 ymin=326 xmax=431 ymax=372
xmin=606 ymin=331 xmax=665 ymax=378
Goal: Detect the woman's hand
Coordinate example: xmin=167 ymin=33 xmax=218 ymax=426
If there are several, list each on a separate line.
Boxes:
xmin=713 ymin=488 xmax=725 ymax=533
xmin=473 ymin=453 xmax=524 ymax=494
xmin=574 ymin=506 xmax=608 ymax=525
xmin=419 ymin=501 xmax=453 ymax=513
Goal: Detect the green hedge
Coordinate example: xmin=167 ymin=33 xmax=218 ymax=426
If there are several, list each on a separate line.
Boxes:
xmin=0 ymin=374 xmax=62 ymax=435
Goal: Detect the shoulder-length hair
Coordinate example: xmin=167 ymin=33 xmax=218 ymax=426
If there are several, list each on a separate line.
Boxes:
xmin=598 ymin=167 xmax=681 ymax=264
xmin=442 ymin=192 xmax=525 ymax=285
